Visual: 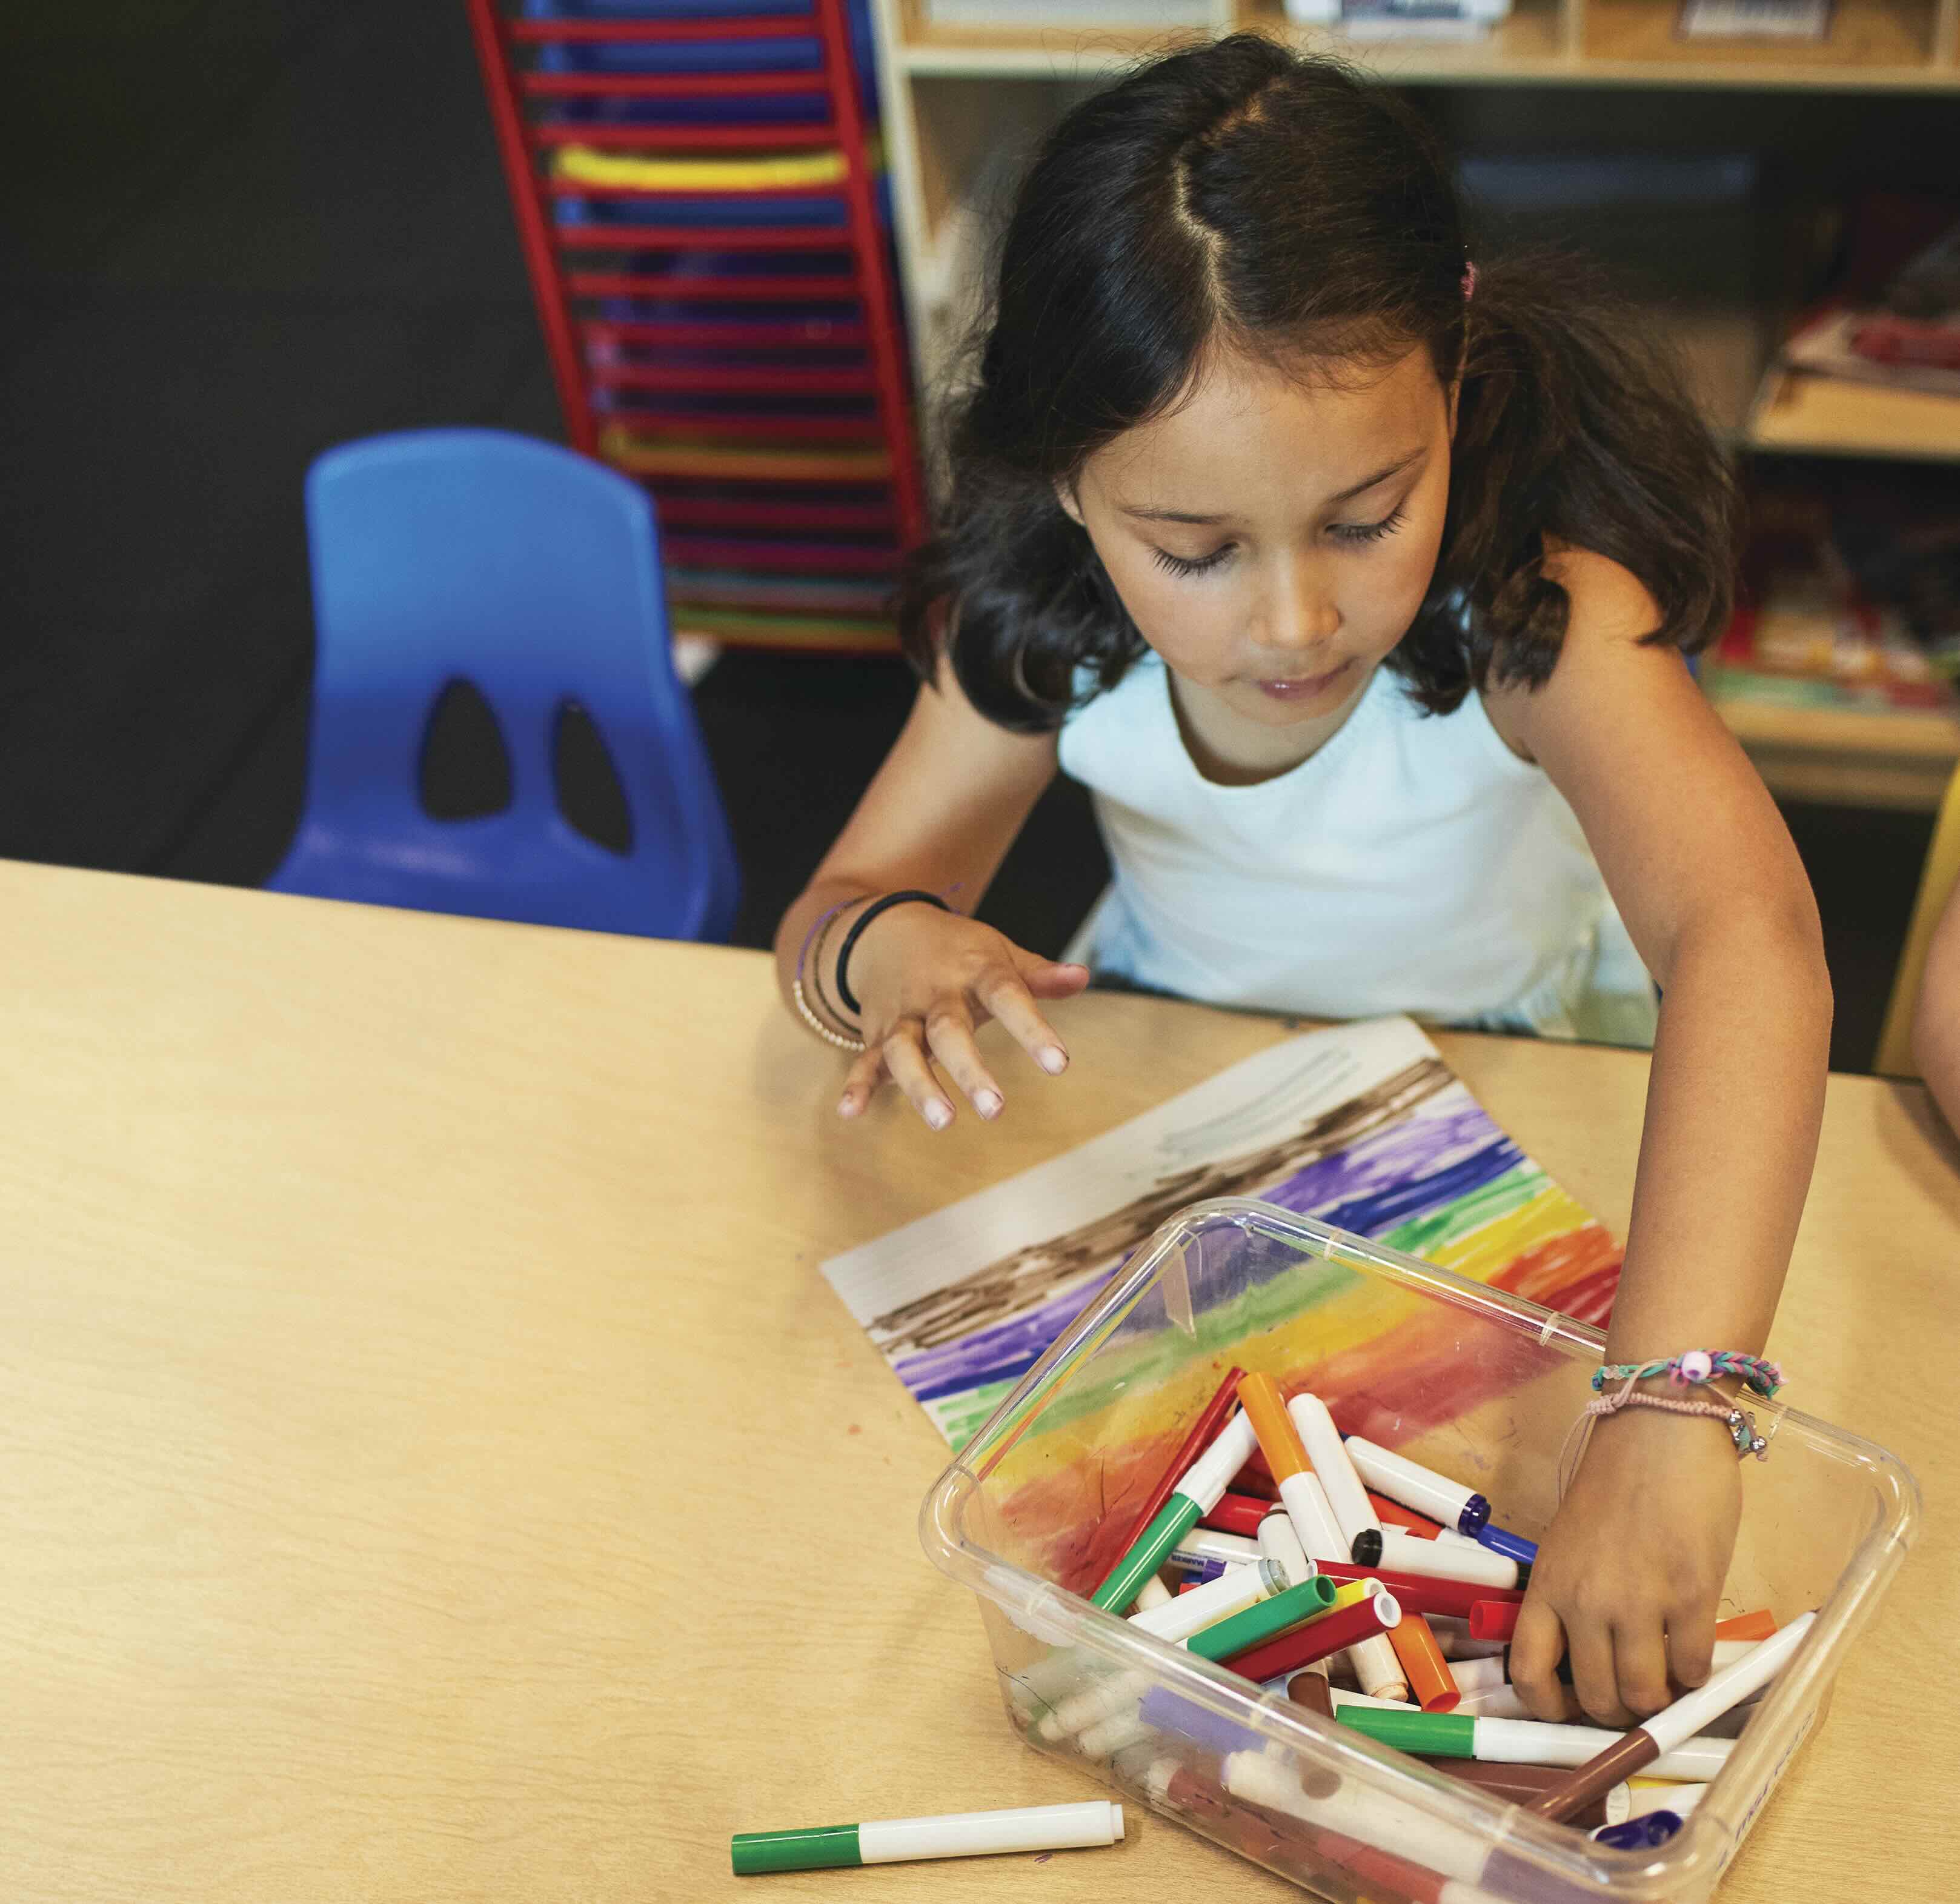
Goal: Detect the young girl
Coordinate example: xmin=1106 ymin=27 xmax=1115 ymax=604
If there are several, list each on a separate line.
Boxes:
xmin=775 ymin=38 xmax=1829 ymax=1736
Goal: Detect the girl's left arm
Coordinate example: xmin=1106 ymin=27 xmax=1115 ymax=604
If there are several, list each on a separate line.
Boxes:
xmin=1484 ymin=548 xmax=1833 ymax=1729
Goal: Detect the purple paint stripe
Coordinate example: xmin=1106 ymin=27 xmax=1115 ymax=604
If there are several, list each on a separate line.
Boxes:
xmin=1264 ymin=1133 xmax=1523 ymax=1236
xmin=893 ymin=1270 xmax=1116 ymax=1396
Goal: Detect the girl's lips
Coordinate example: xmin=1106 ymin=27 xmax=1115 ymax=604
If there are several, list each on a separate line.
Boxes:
xmin=1254 ymin=659 xmax=1352 ymax=702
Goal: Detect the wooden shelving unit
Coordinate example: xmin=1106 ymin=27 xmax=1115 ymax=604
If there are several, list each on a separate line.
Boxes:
xmin=868 ymin=0 xmax=1960 ymax=805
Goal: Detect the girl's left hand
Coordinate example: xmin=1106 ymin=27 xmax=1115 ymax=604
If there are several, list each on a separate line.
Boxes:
xmin=1509 ymin=1405 xmax=1742 ymax=1728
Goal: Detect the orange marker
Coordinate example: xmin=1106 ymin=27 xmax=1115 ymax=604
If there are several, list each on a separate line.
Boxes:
xmin=1387 ymin=1609 xmax=1460 ymax=1712
xmin=1715 ymin=1609 xmax=1777 ymax=1642
xmin=1369 ymin=1490 xmax=1445 ymax=1539
xmin=1236 ymin=1374 xmax=1408 ymax=1702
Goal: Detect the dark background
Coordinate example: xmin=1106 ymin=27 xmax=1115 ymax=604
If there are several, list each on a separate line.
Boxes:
xmin=1 ymin=1 xmax=1936 ymax=1070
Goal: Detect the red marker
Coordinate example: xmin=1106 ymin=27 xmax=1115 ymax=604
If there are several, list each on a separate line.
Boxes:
xmin=1107 ymin=1366 xmax=1247 ymax=1564
xmin=1369 ymin=1490 xmax=1446 ymax=1539
xmin=1201 ymin=1491 xmax=1274 ymax=1539
xmin=1468 ymin=1599 xmax=1521 ymax=1643
xmin=1315 ymin=1560 xmax=1523 ymax=1622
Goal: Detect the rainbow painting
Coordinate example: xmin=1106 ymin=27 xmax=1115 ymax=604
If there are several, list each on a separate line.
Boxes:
xmin=822 ymin=1016 xmax=1620 ymax=1474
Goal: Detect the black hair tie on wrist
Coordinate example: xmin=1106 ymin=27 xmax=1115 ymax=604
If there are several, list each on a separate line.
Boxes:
xmin=834 ymin=890 xmax=951 ymax=1017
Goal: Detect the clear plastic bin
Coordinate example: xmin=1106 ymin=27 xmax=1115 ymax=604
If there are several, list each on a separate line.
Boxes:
xmin=920 ymin=1199 xmax=1918 ymax=1904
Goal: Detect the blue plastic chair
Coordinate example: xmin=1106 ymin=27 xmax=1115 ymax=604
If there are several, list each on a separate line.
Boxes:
xmin=270 ymin=428 xmax=739 ymax=940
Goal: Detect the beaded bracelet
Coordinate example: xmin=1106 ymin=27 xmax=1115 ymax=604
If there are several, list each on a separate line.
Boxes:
xmin=791 ymin=897 xmax=868 ymax=1053
xmin=1590 ymin=1352 xmax=1783 ymax=1400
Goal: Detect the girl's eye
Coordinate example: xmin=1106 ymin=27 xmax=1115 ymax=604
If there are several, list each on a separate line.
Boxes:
xmin=1330 ymin=506 xmax=1407 ymax=547
xmin=1151 ymin=544 xmax=1234 ymax=578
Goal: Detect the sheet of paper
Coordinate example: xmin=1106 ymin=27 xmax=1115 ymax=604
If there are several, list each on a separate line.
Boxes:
xmin=822 ymin=1016 xmax=1620 ymax=1448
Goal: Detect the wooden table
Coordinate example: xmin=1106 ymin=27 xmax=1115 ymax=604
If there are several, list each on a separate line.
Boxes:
xmin=2 ymin=859 xmax=1955 ymax=1903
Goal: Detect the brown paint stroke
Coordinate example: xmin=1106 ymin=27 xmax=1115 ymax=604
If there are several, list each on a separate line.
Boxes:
xmin=871 ymin=1057 xmax=1452 ymax=1354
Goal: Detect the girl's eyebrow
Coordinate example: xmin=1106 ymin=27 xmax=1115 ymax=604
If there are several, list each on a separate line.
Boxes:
xmin=1116 ymin=447 xmax=1427 ymax=524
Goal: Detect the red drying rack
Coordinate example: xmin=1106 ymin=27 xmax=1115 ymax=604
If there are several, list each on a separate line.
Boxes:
xmin=465 ymin=1 xmax=926 ymax=653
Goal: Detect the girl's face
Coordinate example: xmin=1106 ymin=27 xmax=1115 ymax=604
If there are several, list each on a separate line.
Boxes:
xmin=1061 ymin=341 xmax=1453 ymax=778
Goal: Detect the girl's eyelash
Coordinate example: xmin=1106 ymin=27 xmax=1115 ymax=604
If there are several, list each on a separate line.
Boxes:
xmin=1151 ymin=507 xmax=1407 ymax=576
xmin=1332 ymin=506 xmax=1407 ymax=546
xmin=1152 ymin=544 xmax=1232 ymax=578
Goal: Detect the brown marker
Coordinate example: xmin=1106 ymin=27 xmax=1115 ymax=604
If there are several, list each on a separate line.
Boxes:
xmin=1527 ymin=1728 xmax=1659 ymax=1822
xmin=1284 ymin=1670 xmax=1342 ymax=1797
xmin=1417 ymin=1753 xmax=1623 ymax=1828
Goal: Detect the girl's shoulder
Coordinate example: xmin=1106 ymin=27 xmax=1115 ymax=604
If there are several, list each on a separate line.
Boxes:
xmin=1479 ymin=542 xmax=1664 ymax=763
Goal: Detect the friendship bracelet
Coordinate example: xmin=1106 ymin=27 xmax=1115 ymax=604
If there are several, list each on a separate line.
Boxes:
xmin=1591 ymin=1351 xmax=1783 ymax=1399
xmin=1557 ymin=1371 xmax=1773 ymax=1500
xmin=834 ymin=890 xmax=950 ymax=1017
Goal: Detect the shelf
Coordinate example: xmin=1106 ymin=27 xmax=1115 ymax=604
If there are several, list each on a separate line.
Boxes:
xmin=1707 ymin=683 xmax=1960 ymax=810
xmin=1238 ymin=0 xmax=1573 ymax=78
xmin=1744 ymin=367 xmax=1960 ymax=462
xmin=889 ymin=0 xmax=1960 ymax=85
xmin=1583 ymin=0 xmax=1950 ymax=81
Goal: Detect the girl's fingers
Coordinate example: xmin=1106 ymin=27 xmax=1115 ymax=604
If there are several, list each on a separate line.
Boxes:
xmin=977 ymin=968 xmax=1072 ymax=1076
xmin=923 ymin=1001 xmax=1005 ymax=1119
xmin=1664 ymin=1596 xmax=1717 ymax=1695
xmin=1507 ymin=1597 xmax=1574 ymax=1723
xmin=1566 ymin=1615 xmax=1632 ymax=1728
xmin=882 ymin=1023 xmax=957 ymax=1130
xmin=1023 ymin=959 xmax=1092 ymax=1000
xmin=1612 ymin=1616 xmax=1674 ymax=1719
xmin=836 ymin=1046 xmax=888 ymax=1119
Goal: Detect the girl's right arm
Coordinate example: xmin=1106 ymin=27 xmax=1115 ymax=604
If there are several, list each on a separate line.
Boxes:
xmin=772 ymin=649 xmax=1091 ymax=1128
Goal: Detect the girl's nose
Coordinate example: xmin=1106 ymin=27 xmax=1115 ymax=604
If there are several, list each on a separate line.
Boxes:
xmin=1255 ymin=558 xmax=1341 ymax=651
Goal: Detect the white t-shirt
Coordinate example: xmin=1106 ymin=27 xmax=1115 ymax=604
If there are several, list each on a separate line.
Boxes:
xmin=1056 ymin=652 xmax=1657 ymax=1046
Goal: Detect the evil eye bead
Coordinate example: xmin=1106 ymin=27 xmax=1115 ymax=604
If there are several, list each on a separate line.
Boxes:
xmin=1678 ymin=1350 xmax=1713 ymax=1384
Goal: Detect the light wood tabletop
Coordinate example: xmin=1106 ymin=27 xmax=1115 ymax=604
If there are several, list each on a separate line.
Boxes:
xmin=2 ymin=859 xmax=1954 ymax=1903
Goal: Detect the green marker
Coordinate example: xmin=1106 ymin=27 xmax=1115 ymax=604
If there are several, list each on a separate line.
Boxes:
xmin=1186 ymin=1574 xmax=1340 ymax=1662
xmin=731 ymin=1800 xmax=1125 ymax=1874
xmin=1091 ymin=1410 xmax=1258 ymax=1613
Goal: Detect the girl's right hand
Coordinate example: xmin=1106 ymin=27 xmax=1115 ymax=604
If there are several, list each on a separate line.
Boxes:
xmin=833 ymin=902 xmax=1091 ymax=1128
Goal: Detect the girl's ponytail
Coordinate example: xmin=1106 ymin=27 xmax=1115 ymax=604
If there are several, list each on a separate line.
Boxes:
xmin=1397 ymin=252 xmax=1744 ymax=714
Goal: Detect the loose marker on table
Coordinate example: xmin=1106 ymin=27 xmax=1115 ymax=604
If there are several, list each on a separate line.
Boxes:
xmin=731 ymin=1800 xmax=1124 ymax=1875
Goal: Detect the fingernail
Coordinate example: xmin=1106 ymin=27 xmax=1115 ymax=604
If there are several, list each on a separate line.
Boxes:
xmin=1039 ymin=1047 xmax=1068 ymax=1075
xmin=976 ymin=1090 xmax=1003 ymax=1119
xmin=836 ymin=1096 xmax=859 ymax=1119
xmin=925 ymin=1100 xmax=952 ymax=1130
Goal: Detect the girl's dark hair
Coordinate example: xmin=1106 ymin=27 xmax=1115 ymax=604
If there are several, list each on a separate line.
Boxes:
xmin=895 ymin=34 xmax=1742 ymax=730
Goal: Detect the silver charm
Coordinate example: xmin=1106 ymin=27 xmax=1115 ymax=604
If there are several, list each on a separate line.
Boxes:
xmin=1727 ymin=1408 xmax=1769 ymax=1460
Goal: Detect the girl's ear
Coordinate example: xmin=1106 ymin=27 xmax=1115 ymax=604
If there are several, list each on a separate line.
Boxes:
xmin=1053 ymin=479 xmax=1085 ymax=528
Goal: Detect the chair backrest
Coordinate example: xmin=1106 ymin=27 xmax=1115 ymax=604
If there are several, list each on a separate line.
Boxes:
xmin=1875 ymin=761 xmax=1960 ymax=1076
xmin=273 ymin=428 xmax=737 ymax=941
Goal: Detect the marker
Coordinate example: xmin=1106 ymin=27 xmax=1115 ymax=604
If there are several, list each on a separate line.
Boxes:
xmin=1222 ymin=1586 xmax=1402 ymax=1685
xmin=1091 ymin=1409 xmax=1258 ymax=1612
xmin=1315 ymin=1560 xmax=1521 ymax=1623
xmin=1384 ymin=1602 xmax=1458 ymax=1713
xmin=731 ymin=1800 xmax=1125 ymax=1874
xmin=1130 ymin=1557 xmax=1292 ymax=1646
xmin=1172 ymin=1530 xmax=1263 ymax=1572
xmin=1202 ymin=1491 xmax=1278 ymax=1539
xmin=1332 ymin=1705 xmax=1735 ymax=1780
xmin=1286 ymin=1393 xmax=1384 ymax=1566
xmin=1136 ymin=1686 xmax=1270 ymax=1761
xmin=1418 ymin=1756 xmax=1630 ymax=1828
xmin=1469 ymin=1599 xmax=1521 ymax=1642
xmin=1342 ymin=1435 xmax=1491 ymax=1537
xmin=1593 ymin=1812 xmax=1684 ymax=1849
xmin=1329 ymin=1684 xmax=1418 ymax=1713
xmin=1187 ymin=1573 xmax=1341 ymax=1664
xmin=1367 ymin=1489 xmax=1446 ymax=1538
xmin=1453 ymin=1683 xmax=1534 ymax=1720
xmin=1376 ymin=1526 xmax=1521 ymax=1590
xmin=1526 ymin=1611 xmax=1815 ymax=1822
xmin=1627 ymin=1780 xmax=1709 ymax=1819
xmin=1475 ymin=1522 xmax=1538 ymax=1568
xmin=1236 ymin=1376 xmax=1406 ymax=1701
xmin=1133 ymin=1573 xmax=1174 ymax=1613
xmin=1108 ymin=1365 xmax=1247 ymax=1553
xmin=1715 ymin=1608 xmax=1778 ymax=1642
